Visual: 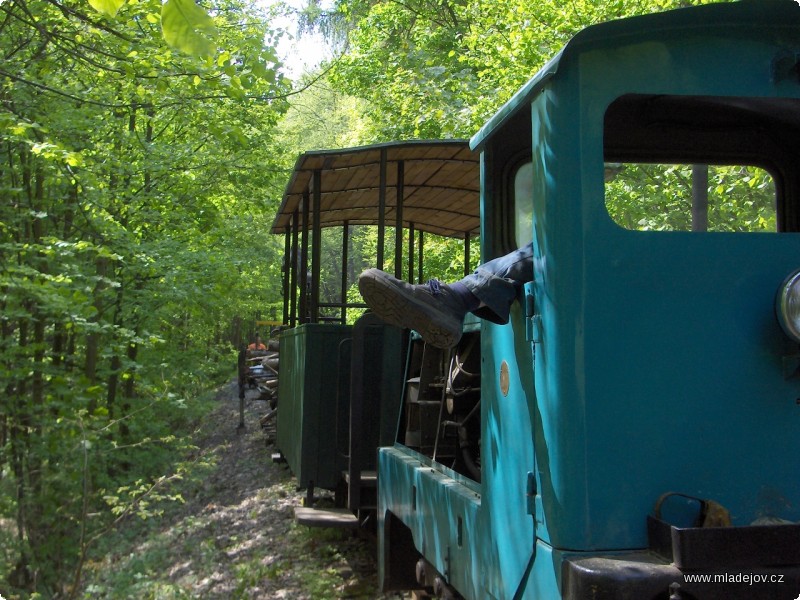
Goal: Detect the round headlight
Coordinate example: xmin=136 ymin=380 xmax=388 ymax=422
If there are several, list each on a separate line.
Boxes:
xmin=776 ymin=269 xmax=800 ymax=343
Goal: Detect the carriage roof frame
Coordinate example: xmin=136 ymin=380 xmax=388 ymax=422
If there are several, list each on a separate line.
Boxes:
xmin=272 ymin=139 xmax=481 ymax=325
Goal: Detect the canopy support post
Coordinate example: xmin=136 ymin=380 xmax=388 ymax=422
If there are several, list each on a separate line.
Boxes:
xmin=341 ymin=220 xmax=350 ymax=324
xmin=417 ymin=231 xmax=424 ymax=284
xmin=283 ymin=224 xmax=291 ymax=326
xmin=377 ymin=148 xmax=387 ymax=271
xmin=408 ymin=222 xmax=415 ymax=283
xmin=290 ymin=209 xmax=299 ymax=327
xmin=464 ymin=232 xmax=471 ymax=278
xmin=395 ymin=160 xmax=404 ymax=279
xmin=299 ymin=191 xmax=310 ymax=324
xmin=311 ymin=169 xmax=322 ymax=323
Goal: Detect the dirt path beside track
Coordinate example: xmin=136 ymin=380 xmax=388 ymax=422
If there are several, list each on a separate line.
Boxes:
xmin=82 ymin=381 xmax=393 ymax=599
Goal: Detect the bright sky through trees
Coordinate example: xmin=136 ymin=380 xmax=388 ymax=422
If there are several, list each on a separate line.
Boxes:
xmin=270 ymin=0 xmax=331 ymax=76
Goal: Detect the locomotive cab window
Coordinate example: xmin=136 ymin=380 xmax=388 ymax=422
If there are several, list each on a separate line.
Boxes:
xmin=603 ymin=94 xmax=800 ymax=232
xmin=605 ymin=163 xmax=777 ymax=232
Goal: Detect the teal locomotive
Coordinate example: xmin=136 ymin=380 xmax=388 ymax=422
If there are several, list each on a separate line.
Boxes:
xmin=274 ymin=1 xmax=800 ymax=597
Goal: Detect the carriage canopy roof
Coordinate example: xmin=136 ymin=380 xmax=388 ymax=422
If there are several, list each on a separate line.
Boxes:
xmin=271 ymin=140 xmax=480 ymax=239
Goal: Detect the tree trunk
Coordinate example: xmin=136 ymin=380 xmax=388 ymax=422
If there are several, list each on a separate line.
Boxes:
xmin=85 ymin=256 xmax=109 ymax=410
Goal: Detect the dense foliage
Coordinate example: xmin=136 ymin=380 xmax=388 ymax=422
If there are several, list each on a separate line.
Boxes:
xmin=0 ymin=0 xmax=292 ymax=596
xmin=323 ymin=0 xmax=732 ymax=139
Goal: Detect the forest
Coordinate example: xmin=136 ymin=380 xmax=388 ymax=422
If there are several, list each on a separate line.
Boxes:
xmin=0 ymin=0 xmax=747 ymax=597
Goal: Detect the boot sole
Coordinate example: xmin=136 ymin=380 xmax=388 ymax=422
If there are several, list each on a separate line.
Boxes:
xmin=358 ymin=273 xmax=462 ymax=349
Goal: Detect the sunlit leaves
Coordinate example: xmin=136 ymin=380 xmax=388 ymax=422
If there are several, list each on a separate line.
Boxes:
xmin=161 ymin=0 xmax=218 ymax=57
xmin=328 ymin=0 xmax=737 ymax=139
xmin=81 ymin=0 xmax=287 ymax=92
xmin=88 ymin=0 xmax=125 ymax=17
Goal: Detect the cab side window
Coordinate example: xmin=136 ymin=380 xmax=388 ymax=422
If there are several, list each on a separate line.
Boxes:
xmin=605 ymin=163 xmax=776 ymax=232
xmin=603 ymin=94 xmax=797 ymax=232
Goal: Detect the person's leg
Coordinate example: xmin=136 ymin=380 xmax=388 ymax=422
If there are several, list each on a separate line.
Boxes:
xmin=460 ymin=242 xmax=534 ymax=324
xmin=357 ymin=243 xmax=534 ymax=347
xmin=357 ymin=270 xmax=474 ymax=349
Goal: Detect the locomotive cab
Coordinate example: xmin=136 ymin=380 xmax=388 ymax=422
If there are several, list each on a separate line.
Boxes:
xmin=378 ymin=1 xmax=800 ymax=598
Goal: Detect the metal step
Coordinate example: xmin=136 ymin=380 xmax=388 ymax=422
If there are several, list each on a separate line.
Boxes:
xmin=342 ymin=470 xmax=377 ymax=486
xmin=294 ymin=506 xmax=360 ymax=529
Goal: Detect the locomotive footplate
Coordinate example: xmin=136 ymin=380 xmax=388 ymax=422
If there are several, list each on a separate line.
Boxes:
xmin=562 ymin=553 xmax=800 ymax=600
xmin=562 ymin=518 xmax=800 ymax=599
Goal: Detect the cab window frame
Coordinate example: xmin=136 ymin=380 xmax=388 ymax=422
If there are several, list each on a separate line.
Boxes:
xmin=603 ymin=93 xmax=800 ymax=233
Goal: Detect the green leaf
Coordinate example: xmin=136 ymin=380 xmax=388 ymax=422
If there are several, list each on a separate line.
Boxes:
xmin=161 ymin=0 xmax=218 ymax=58
xmin=87 ymin=0 xmax=125 ymax=17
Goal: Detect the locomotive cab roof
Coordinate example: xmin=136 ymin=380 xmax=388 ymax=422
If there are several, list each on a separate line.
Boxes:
xmin=470 ymin=0 xmax=800 ymax=154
